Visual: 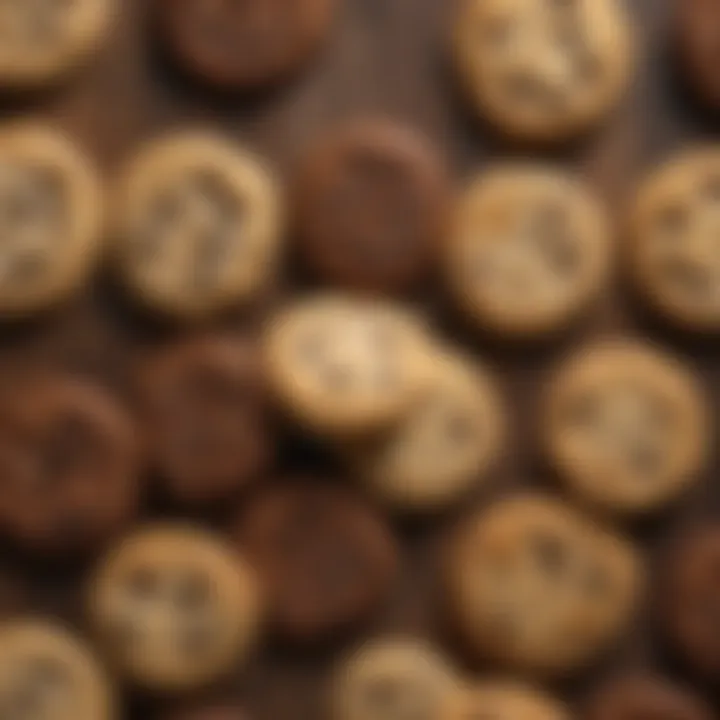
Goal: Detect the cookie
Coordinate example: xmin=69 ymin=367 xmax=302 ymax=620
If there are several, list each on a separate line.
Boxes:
xmin=662 ymin=524 xmax=720 ymax=678
xmin=293 ymin=119 xmax=450 ymax=294
xmin=0 ymin=0 xmax=114 ymax=87
xmin=584 ymin=674 xmax=714 ymax=720
xmin=452 ymin=0 xmax=634 ymax=142
xmin=331 ymin=637 xmax=460 ymax=720
xmin=447 ymin=166 xmax=611 ymax=336
xmin=543 ymin=341 xmax=709 ymax=515
xmin=630 ymin=148 xmax=720 ymax=330
xmin=162 ymin=704 xmax=248 ymax=720
xmin=0 ymin=124 xmax=103 ymax=317
xmin=445 ymin=493 xmax=642 ymax=675
xmin=350 ymin=348 xmax=505 ymax=512
xmin=154 ymin=0 xmax=335 ymax=90
xmin=113 ymin=132 xmax=282 ymax=320
xmin=88 ymin=525 xmax=260 ymax=692
xmin=235 ymin=480 xmax=398 ymax=643
xmin=676 ymin=0 xmax=720 ymax=110
xmin=0 ymin=374 xmax=141 ymax=555
xmin=264 ymin=294 xmax=432 ymax=436
xmin=0 ymin=619 xmax=115 ymax=720
xmin=137 ymin=336 xmax=272 ymax=505
xmin=445 ymin=681 xmax=570 ymax=720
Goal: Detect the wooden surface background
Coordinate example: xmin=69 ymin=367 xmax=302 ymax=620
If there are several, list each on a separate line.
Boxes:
xmin=1 ymin=0 xmax=719 ymax=718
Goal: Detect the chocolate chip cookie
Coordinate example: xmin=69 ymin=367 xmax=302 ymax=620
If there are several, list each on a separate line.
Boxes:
xmin=543 ymin=341 xmax=709 ymax=515
xmin=447 ymin=166 xmax=611 ymax=336
xmin=631 ymin=148 xmax=720 ymax=330
xmin=293 ymin=119 xmax=450 ymax=294
xmin=88 ymin=525 xmax=261 ymax=692
xmin=452 ymin=0 xmax=634 ymax=142
xmin=446 ymin=493 xmax=642 ymax=675
xmin=350 ymin=348 xmax=505 ymax=512
xmin=264 ymin=294 xmax=432 ymax=436
xmin=155 ymin=0 xmax=336 ymax=90
xmin=0 ymin=124 xmax=103 ymax=317
xmin=235 ymin=480 xmax=398 ymax=643
xmin=113 ymin=131 xmax=282 ymax=320
xmin=0 ymin=619 xmax=115 ymax=720
xmin=137 ymin=336 xmax=272 ymax=504
xmin=0 ymin=374 xmax=141 ymax=555
xmin=331 ymin=637 xmax=461 ymax=720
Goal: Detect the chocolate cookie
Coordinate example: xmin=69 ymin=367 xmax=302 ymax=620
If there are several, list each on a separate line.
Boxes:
xmin=663 ymin=524 xmax=720 ymax=678
xmin=155 ymin=0 xmax=335 ymax=90
xmin=452 ymin=0 xmax=634 ymax=142
xmin=0 ymin=124 xmax=103 ymax=317
xmin=0 ymin=374 xmax=141 ymax=555
xmin=113 ymin=131 xmax=282 ymax=320
xmin=630 ymin=148 xmax=720 ymax=330
xmin=445 ymin=682 xmax=570 ymax=720
xmin=235 ymin=480 xmax=398 ymax=643
xmin=447 ymin=166 xmax=611 ymax=336
xmin=293 ymin=119 xmax=450 ymax=294
xmin=543 ymin=341 xmax=709 ymax=515
xmin=585 ymin=674 xmax=714 ymax=720
xmin=446 ymin=493 xmax=642 ymax=675
xmin=331 ymin=637 xmax=461 ymax=720
xmin=350 ymin=348 xmax=505 ymax=512
xmin=0 ymin=619 xmax=115 ymax=720
xmin=88 ymin=525 xmax=261 ymax=692
xmin=137 ymin=336 xmax=272 ymax=504
xmin=264 ymin=294 xmax=432 ymax=436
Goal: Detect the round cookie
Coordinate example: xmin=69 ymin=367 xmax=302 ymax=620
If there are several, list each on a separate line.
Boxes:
xmin=452 ymin=0 xmax=634 ymax=142
xmin=447 ymin=166 xmax=611 ymax=336
xmin=293 ymin=119 xmax=450 ymax=294
xmin=0 ymin=0 xmax=114 ymax=87
xmin=445 ymin=493 xmax=642 ymax=676
xmin=154 ymin=0 xmax=336 ymax=90
xmin=662 ymin=524 xmax=720 ymax=678
xmin=264 ymin=294 xmax=432 ymax=436
xmin=235 ymin=480 xmax=398 ymax=643
xmin=676 ymin=0 xmax=720 ymax=110
xmin=585 ymin=673 xmax=714 ymax=720
xmin=0 ymin=619 xmax=115 ymax=720
xmin=0 ymin=124 xmax=103 ymax=317
xmin=543 ymin=341 xmax=709 ymax=515
xmin=350 ymin=348 xmax=505 ymax=512
xmin=88 ymin=524 xmax=260 ymax=692
xmin=331 ymin=637 xmax=460 ymax=720
xmin=136 ymin=335 xmax=272 ymax=504
xmin=113 ymin=132 xmax=281 ymax=320
xmin=0 ymin=374 xmax=141 ymax=555
xmin=445 ymin=681 xmax=570 ymax=720
xmin=630 ymin=148 xmax=720 ymax=330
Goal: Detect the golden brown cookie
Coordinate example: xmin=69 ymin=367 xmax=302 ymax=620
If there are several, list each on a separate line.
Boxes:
xmin=543 ymin=341 xmax=709 ymax=515
xmin=446 ymin=493 xmax=642 ymax=676
xmin=113 ymin=131 xmax=282 ymax=320
xmin=452 ymin=0 xmax=634 ymax=142
xmin=447 ymin=166 xmax=611 ymax=337
xmin=88 ymin=525 xmax=260 ymax=693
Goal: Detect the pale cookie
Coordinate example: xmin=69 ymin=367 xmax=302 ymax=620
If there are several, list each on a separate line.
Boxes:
xmin=630 ymin=148 xmax=720 ymax=330
xmin=264 ymin=294 xmax=432 ymax=436
xmin=0 ymin=619 xmax=115 ymax=720
xmin=88 ymin=524 xmax=260 ymax=692
xmin=543 ymin=341 xmax=709 ymax=515
xmin=446 ymin=493 xmax=642 ymax=676
xmin=0 ymin=0 xmax=114 ymax=87
xmin=0 ymin=124 xmax=103 ymax=317
xmin=351 ymin=348 xmax=505 ymax=512
xmin=331 ymin=637 xmax=460 ymax=720
xmin=452 ymin=0 xmax=634 ymax=142
xmin=113 ymin=132 xmax=281 ymax=320
xmin=447 ymin=166 xmax=610 ymax=336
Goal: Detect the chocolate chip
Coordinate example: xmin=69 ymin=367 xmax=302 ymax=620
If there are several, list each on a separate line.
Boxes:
xmin=174 ymin=572 xmax=212 ymax=612
xmin=530 ymin=532 xmax=569 ymax=575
